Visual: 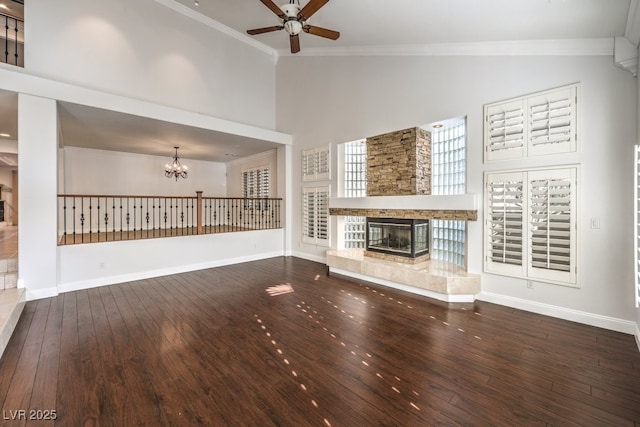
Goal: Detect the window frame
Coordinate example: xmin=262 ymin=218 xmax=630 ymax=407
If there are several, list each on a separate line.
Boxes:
xmin=484 ymin=83 xmax=579 ymax=162
xmin=635 ymin=145 xmax=640 ymax=307
xmin=302 ymin=185 xmax=331 ymax=247
xmin=484 ymin=166 xmax=579 ymax=287
xmin=302 ymin=145 xmax=331 ymax=182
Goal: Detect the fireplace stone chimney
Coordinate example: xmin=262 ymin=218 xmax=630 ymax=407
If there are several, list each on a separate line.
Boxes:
xmin=365 ymin=127 xmax=431 ymax=196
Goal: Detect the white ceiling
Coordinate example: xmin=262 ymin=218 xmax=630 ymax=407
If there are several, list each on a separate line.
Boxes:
xmin=175 ymin=0 xmax=632 ymax=53
xmin=0 ymin=0 xmax=634 ymax=164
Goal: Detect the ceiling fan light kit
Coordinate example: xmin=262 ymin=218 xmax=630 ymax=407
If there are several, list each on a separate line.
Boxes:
xmin=247 ymin=0 xmax=340 ymax=54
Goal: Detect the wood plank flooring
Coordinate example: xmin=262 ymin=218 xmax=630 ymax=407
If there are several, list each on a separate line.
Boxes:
xmin=0 ymin=256 xmax=638 ymax=426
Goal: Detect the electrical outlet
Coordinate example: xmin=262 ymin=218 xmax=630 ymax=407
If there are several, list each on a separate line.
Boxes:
xmin=590 ymin=218 xmax=600 ymax=229
xmin=99 ymin=262 xmax=105 ymax=269
xmin=527 ymin=280 xmax=534 ymax=289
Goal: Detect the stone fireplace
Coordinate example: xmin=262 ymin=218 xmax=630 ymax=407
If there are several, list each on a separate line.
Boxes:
xmin=326 ymin=125 xmax=480 ymax=301
xmin=364 ymin=127 xmax=432 ymax=263
xmin=366 ymin=218 xmax=429 ymax=263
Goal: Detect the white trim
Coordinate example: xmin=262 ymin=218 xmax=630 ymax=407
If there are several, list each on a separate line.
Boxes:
xmin=278 ymin=38 xmax=614 ymax=57
xmin=26 ymin=287 xmax=59 ymax=301
xmin=58 ymin=251 xmax=285 ymax=294
xmin=330 ymin=267 xmax=477 ymax=303
xmin=478 ymin=291 xmax=638 ymax=335
xmin=330 ymin=194 xmax=477 ymax=211
xmin=635 ymin=322 xmax=640 ymax=352
xmin=625 ymin=0 xmax=640 ymax=46
xmin=0 ymin=67 xmax=292 ymax=147
xmin=291 ymin=251 xmax=326 ymax=264
xmin=152 ymin=0 xmax=277 ymax=59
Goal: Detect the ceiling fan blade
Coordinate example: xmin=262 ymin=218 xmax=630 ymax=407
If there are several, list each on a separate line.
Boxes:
xmin=290 ymin=34 xmax=301 ymax=54
xmin=259 ymin=0 xmax=285 ymax=18
xmin=303 ymin=25 xmax=340 ymax=40
xmin=298 ymin=0 xmax=330 ymax=21
xmin=247 ymin=25 xmax=284 ymax=35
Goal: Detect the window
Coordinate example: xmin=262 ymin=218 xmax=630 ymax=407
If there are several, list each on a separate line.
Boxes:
xmin=485 ymin=167 xmax=578 ymax=286
xmin=484 ymin=84 xmax=578 ymax=162
xmin=343 ymin=140 xmax=367 ymax=248
xmin=635 ymin=145 xmax=640 ymax=307
xmin=302 ymin=146 xmax=330 ymax=181
xmin=242 ymin=166 xmax=270 ymax=209
xmin=303 ymin=186 xmax=330 ymax=246
xmin=431 ymin=120 xmax=466 ymax=266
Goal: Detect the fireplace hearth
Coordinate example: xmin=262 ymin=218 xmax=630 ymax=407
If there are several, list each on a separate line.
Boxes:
xmin=365 ymin=218 xmax=429 ymax=263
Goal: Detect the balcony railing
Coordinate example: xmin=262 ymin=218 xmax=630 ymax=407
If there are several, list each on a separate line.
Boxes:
xmin=1 ymin=12 xmax=24 ymax=67
xmin=58 ymin=192 xmax=282 ymax=245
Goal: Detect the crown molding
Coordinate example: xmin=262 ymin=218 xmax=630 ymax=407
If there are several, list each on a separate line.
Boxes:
xmin=626 ymin=0 xmax=640 ymax=46
xmin=153 ymin=0 xmax=278 ymax=60
xmin=614 ymin=36 xmax=638 ymax=76
xmin=277 ymin=38 xmax=614 ymax=57
xmin=152 ymin=2 xmax=614 ymax=60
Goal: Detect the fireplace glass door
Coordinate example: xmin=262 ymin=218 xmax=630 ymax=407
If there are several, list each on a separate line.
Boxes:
xmin=366 ymin=218 xmax=429 ymax=258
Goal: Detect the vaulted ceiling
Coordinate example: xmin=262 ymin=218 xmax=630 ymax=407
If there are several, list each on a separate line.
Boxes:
xmin=0 ymin=0 xmax=635 ymax=163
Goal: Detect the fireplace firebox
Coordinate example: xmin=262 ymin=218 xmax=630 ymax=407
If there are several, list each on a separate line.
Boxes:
xmin=365 ymin=218 xmax=429 ymax=262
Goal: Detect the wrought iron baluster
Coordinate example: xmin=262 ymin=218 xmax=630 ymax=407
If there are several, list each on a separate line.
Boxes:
xmin=97 ymin=197 xmax=101 ymax=241
xmin=4 ymin=16 xmax=8 ymax=64
xmin=119 ymin=197 xmax=123 ymax=240
xmin=111 ymin=197 xmax=115 ymax=241
xmin=80 ymin=197 xmax=86 ymax=243
xmin=13 ymin=17 xmax=17 ymax=65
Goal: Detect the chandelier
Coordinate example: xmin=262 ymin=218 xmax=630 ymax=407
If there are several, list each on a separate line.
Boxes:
xmin=165 ymin=146 xmax=188 ymax=181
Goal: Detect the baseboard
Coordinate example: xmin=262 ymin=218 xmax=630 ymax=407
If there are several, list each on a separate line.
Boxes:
xmin=478 ymin=291 xmax=637 ymax=336
xmin=26 ymin=286 xmax=59 ymax=301
xmin=57 ymin=251 xmax=285 ymax=295
xmin=290 ymin=251 xmax=327 ymax=264
xmin=635 ymin=322 xmax=640 ymax=352
xmin=330 ymin=267 xmax=477 ymax=303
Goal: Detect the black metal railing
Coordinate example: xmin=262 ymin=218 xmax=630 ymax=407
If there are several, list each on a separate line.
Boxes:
xmin=1 ymin=12 xmax=23 ymax=67
xmin=58 ymin=192 xmax=283 ymax=245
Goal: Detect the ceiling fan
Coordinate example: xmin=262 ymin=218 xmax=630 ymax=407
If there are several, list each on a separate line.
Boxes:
xmin=247 ymin=0 xmax=340 ymax=54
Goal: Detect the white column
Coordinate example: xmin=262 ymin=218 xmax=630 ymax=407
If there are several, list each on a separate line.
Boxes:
xmin=18 ymin=94 xmax=59 ymax=299
xmin=278 ymin=144 xmax=293 ymax=256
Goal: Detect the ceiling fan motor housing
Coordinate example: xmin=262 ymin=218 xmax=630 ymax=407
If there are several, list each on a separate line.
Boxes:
xmin=281 ymin=3 xmax=303 ymax=35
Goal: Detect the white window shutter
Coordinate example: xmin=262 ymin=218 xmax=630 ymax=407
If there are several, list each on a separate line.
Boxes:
xmin=302 ymin=146 xmax=331 ymax=181
xmin=528 ymin=86 xmax=577 ymax=156
xmin=635 ymin=145 xmax=640 ymax=307
xmin=302 ymin=186 xmax=330 ymax=246
xmin=527 ymin=168 xmax=577 ymax=284
xmin=484 ymin=100 xmax=526 ymax=161
xmin=316 ymin=148 xmax=330 ymax=180
xmin=485 ymin=171 xmax=526 ymax=277
xmin=484 ymin=84 xmax=578 ymax=162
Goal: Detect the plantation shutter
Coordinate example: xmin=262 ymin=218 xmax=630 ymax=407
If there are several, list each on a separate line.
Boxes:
xmin=635 ymin=146 xmax=640 ymax=307
xmin=527 ymin=168 xmax=576 ymax=284
xmin=484 ymin=100 xmax=526 ymax=161
xmin=302 ymin=146 xmax=331 ymax=181
xmin=485 ymin=172 xmax=526 ymax=276
xmin=484 ymin=84 xmax=578 ymax=162
xmin=302 ymin=186 xmax=330 ymax=246
xmin=528 ymin=86 xmax=577 ymax=156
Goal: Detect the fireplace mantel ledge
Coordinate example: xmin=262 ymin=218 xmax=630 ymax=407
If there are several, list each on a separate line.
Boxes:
xmin=329 ymin=194 xmax=478 ymax=221
xmin=329 ymin=194 xmax=477 ymax=210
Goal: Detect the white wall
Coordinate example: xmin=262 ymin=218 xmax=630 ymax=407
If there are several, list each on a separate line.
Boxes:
xmin=277 ymin=54 xmax=637 ymax=327
xmin=25 ymin=0 xmax=276 ymax=130
xmin=18 ymin=94 xmax=58 ymax=299
xmin=58 ymin=229 xmax=284 ymax=295
xmin=225 ymin=149 xmax=278 ymax=197
xmin=63 ymin=147 xmax=227 ymax=196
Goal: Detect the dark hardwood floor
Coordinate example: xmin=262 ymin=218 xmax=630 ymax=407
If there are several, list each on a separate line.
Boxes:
xmin=0 ymin=256 xmax=639 ymax=426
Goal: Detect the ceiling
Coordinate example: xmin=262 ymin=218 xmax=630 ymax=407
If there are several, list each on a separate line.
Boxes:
xmin=0 ymin=0 xmax=634 ymax=164
xmin=176 ymin=0 xmax=632 ymax=53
